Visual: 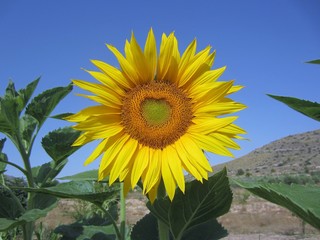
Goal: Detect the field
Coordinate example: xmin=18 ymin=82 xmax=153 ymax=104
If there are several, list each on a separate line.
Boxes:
xmin=37 ymin=188 xmax=320 ymax=240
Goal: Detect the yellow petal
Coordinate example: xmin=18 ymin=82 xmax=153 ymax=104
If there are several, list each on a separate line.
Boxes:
xmin=90 ymin=60 xmax=133 ymax=89
xmin=179 ymin=134 xmax=212 ymax=172
xmin=175 ymin=139 xmax=206 ymax=181
xmin=143 ymin=148 xmax=161 ymax=193
xmin=131 ymin=145 xmax=149 ymax=188
xmin=189 ymin=116 xmax=237 ymax=135
xmin=161 ymin=149 xmax=177 ymax=200
xmin=178 ymin=46 xmax=212 ymax=87
xmin=228 ymin=85 xmax=244 ymax=94
xmin=190 ymin=80 xmax=234 ymax=102
xmin=147 ymin=178 xmax=161 ymax=203
xmin=144 ymin=28 xmax=157 ymax=79
xmin=189 ymin=132 xmax=234 ymax=157
xmin=73 ymin=80 xmax=122 ymax=106
xmin=107 ymin=44 xmax=139 ymax=85
xmin=85 ymin=70 xmax=126 ymax=96
xmin=178 ymin=39 xmax=197 ymax=75
xmin=165 ymin=145 xmax=185 ymax=193
xmin=76 ymin=94 xmax=121 ymax=109
xmin=188 ymin=66 xmax=226 ymax=90
xmin=73 ymin=114 xmax=121 ymax=130
xmin=99 ymin=134 xmax=130 ymax=177
xmin=72 ymin=132 xmax=94 ymax=146
xmin=66 ymin=105 xmax=120 ymax=122
xmin=109 ymin=138 xmax=138 ymax=184
xmin=157 ymin=33 xmax=175 ymax=81
xmin=84 ymin=138 xmax=109 ymax=166
xmin=130 ymin=32 xmax=150 ymax=83
xmin=209 ymin=132 xmax=240 ymax=150
xmin=194 ymin=101 xmax=246 ymax=116
xmin=217 ymin=124 xmax=247 ymax=136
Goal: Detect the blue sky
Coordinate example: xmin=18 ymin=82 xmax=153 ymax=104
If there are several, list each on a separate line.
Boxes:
xmin=1 ymin=0 xmax=319 ymax=178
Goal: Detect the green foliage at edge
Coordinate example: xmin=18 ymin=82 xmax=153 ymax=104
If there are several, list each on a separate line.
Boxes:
xmin=233 ymin=179 xmax=320 ymax=230
xmin=306 ymin=59 xmax=320 ymax=64
xmin=267 ymin=94 xmax=320 ymax=122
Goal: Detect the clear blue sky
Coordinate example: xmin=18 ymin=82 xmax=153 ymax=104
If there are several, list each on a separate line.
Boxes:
xmin=1 ymin=0 xmax=319 ymax=178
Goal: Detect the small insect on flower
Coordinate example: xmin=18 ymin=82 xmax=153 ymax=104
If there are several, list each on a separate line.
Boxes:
xmin=67 ymin=29 xmax=246 ymax=201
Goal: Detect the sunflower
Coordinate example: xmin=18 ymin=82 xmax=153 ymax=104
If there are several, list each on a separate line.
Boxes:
xmin=67 ymin=29 xmax=246 ymax=201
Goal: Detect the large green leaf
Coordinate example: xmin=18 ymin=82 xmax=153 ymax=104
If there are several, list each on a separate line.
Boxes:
xmin=19 ymin=181 xmax=119 ymax=205
xmin=131 ymin=213 xmax=158 ymax=240
xmin=59 ymin=169 xmax=100 ymax=181
xmin=54 ymin=223 xmax=116 ymax=240
xmin=233 ymin=180 xmax=320 ymax=230
xmin=147 ymin=168 xmax=232 ymax=240
xmin=268 ymin=94 xmax=320 ymax=122
xmin=0 ymin=195 xmax=24 ymax=219
xmin=131 ymin=213 xmax=228 ymax=240
xmin=0 ymin=203 xmax=56 ymax=231
xmin=41 ymin=127 xmax=81 ymax=163
xmin=25 ymin=84 xmax=72 ymax=127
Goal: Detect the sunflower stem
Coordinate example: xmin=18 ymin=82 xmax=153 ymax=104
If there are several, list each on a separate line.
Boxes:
xmin=157 ymin=180 xmax=170 ymax=240
xmin=120 ymin=182 xmax=126 ymax=240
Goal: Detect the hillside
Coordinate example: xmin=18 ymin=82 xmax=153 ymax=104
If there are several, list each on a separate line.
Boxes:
xmin=213 ymin=129 xmax=320 ymax=176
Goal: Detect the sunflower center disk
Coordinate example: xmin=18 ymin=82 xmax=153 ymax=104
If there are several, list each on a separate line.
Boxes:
xmin=121 ymin=81 xmax=193 ymax=149
xmin=141 ymin=99 xmax=171 ymax=127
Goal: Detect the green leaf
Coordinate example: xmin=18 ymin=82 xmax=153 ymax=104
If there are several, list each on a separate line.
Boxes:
xmin=16 ymin=78 xmax=40 ymax=113
xmin=131 ymin=213 xmax=228 ymax=240
xmin=267 ymin=94 xmax=320 ymax=122
xmin=0 ymin=195 xmax=24 ymax=219
xmin=147 ymin=168 xmax=232 ymax=240
xmin=233 ymin=180 xmax=320 ymax=230
xmin=306 ymin=59 xmax=320 ymax=64
xmin=50 ymin=112 xmax=74 ymax=120
xmin=25 ymin=84 xmax=72 ymax=128
xmin=19 ymin=114 xmax=38 ymax=152
xmin=54 ymin=223 xmax=116 ymax=240
xmin=0 ymin=218 xmax=20 ymax=232
xmin=182 ymin=219 xmax=228 ymax=240
xmin=59 ymin=169 xmax=100 ymax=181
xmin=0 ymin=202 xmax=56 ymax=231
xmin=33 ymin=193 xmax=58 ymax=210
xmin=32 ymin=159 xmax=68 ymax=186
xmin=0 ymin=138 xmax=8 ymax=175
xmin=5 ymin=79 xmax=40 ymax=113
xmin=130 ymin=213 xmax=159 ymax=240
xmin=19 ymin=181 xmax=119 ymax=205
xmin=0 ymin=96 xmax=20 ymax=137
xmin=41 ymin=126 xmax=81 ymax=163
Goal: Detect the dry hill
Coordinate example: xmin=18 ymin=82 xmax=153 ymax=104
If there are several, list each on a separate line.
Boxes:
xmin=214 ymin=129 xmax=320 ymax=177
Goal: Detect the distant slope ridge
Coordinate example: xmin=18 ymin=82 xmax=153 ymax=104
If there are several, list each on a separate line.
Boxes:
xmin=213 ymin=129 xmax=320 ymax=176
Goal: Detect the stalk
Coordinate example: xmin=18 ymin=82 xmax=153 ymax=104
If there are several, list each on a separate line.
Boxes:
xmin=120 ymin=182 xmax=126 ymax=240
xmin=16 ymin=135 xmax=35 ymax=240
xmin=157 ymin=181 xmax=169 ymax=240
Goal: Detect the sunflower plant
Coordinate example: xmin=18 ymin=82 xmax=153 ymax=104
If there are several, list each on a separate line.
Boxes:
xmin=66 ymin=29 xmax=246 ymax=240
xmin=0 ymin=80 xmax=120 ymax=240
